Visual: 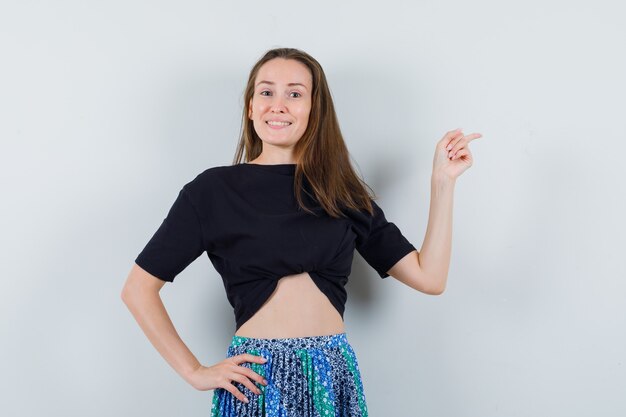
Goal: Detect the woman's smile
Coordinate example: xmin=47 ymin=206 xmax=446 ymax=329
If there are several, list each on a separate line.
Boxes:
xmin=266 ymin=120 xmax=292 ymax=129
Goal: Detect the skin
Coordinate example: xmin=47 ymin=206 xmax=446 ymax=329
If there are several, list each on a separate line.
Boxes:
xmin=120 ymin=57 xmax=483 ymax=404
xmin=246 ymin=57 xmax=312 ymax=165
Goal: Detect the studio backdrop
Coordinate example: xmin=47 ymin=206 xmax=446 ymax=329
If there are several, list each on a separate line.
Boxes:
xmin=1 ymin=1 xmax=624 ymax=416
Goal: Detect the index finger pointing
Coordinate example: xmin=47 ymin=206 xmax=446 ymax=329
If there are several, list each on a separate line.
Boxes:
xmin=464 ymin=133 xmax=482 ymax=143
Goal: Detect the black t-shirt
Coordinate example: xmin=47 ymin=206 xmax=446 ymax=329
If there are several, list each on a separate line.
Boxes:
xmin=135 ymin=163 xmax=416 ymax=330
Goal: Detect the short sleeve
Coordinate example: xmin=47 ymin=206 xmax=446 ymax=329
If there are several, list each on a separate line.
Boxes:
xmin=355 ymin=199 xmax=416 ymax=278
xmin=134 ymin=186 xmax=206 ymax=282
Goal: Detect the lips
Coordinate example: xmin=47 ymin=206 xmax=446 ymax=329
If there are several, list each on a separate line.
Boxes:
xmin=266 ymin=120 xmax=292 ymax=126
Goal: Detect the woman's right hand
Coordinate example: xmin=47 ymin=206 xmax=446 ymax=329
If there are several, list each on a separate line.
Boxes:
xmin=188 ymin=354 xmax=269 ymax=403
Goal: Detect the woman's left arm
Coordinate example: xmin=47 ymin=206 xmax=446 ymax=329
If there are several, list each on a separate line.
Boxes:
xmin=388 ymin=128 xmax=483 ymax=294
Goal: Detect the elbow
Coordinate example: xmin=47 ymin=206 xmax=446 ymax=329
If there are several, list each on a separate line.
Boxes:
xmin=414 ymin=281 xmax=446 ymax=295
xmin=120 ymin=285 xmax=152 ymax=310
xmin=424 ymin=275 xmax=446 ymax=295
xmin=120 ymin=286 xmax=134 ymax=305
xmin=429 ymin=284 xmax=446 ymax=296
xmin=121 ymin=263 xmax=166 ymax=305
xmin=120 ymin=282 xmax=152 ymax=305
xmin=120 ymin=278 xmax=138 ymax=304
xmin=120 ymin=281 xmax=146 ymax=306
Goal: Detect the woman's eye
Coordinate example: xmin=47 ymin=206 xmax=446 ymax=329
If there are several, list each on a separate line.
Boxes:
xmin=259 ymin=91 xmax=301 ymax=98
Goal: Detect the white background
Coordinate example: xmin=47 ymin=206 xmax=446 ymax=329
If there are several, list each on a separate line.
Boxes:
xmin=1 ymin=1 xmax=624 ymax=416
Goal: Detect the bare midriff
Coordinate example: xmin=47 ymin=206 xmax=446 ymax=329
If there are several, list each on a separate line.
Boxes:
xmin=234 ymin=271 xmax=345 ymax=339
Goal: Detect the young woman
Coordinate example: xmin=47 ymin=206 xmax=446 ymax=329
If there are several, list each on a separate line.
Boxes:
xmin=121 ymin=47 xmax=482 ymax=416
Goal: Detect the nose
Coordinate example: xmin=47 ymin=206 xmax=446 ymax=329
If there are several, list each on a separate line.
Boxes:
xmin=270 ymin=96 xmax=287 ymax=113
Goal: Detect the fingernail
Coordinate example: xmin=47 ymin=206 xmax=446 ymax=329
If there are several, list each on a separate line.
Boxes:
xmin=446 ymin=144 xmax=452 ymax=151
xmin=263 ymin=378 xmax=268 ymax=385
xmin=243 ymin=396 xmax=249 ymax=403
xmin=261 ymin=357 xmax=268 ymax=362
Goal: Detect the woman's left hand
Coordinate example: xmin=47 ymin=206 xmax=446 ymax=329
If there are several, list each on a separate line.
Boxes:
xmin=432 ymin=128 xmax=483 ymax=181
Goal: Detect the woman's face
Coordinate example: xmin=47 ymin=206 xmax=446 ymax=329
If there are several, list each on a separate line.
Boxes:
xmin=249 ymin=58 xmax=312 ymax=148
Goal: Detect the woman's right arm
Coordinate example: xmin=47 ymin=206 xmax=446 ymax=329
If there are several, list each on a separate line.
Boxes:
xmin=120 ymin=263 xmax=203 ymax=387
xmin=120 ymin=263 xmax=269 ymax=402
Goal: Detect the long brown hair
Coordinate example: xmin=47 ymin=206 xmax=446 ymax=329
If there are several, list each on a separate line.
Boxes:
xmin=232 ymin=47 xmax=375 ymax=218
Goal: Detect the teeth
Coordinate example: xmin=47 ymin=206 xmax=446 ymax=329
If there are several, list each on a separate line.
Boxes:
xmin=267 ymin=121 xmax=291 ymax=126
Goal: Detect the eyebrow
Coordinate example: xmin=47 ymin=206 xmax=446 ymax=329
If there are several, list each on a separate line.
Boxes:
xmin=255 ymin=80 xmax=308 ymax=90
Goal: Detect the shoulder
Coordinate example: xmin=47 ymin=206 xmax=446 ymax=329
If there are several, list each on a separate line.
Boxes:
xmin=341 ymin=198 xmax=386 ymax=233
xmin=187 ymin=164 xmax=243 ymax=185
xmin=182 ymin=164 xmax=243 ymax=196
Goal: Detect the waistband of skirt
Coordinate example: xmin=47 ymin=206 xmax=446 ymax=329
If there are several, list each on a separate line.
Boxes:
xmin=229 ymin=332 xmax=349 ymax=351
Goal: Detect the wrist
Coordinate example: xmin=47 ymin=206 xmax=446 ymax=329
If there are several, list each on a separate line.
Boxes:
xmin=183 ymin=362 xmax=204 ymax=387
xmin=431 ymin=173 xmax=456 ymax=187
